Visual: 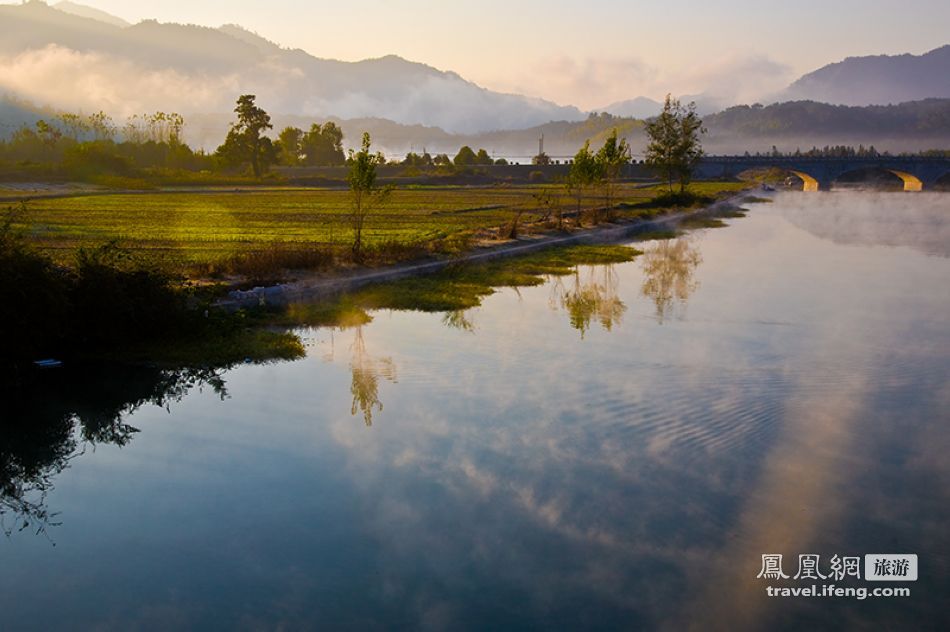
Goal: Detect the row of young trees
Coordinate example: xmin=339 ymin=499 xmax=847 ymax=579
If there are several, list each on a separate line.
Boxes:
xmin=565 ymin=129 xmax=633 ymax=222
xmin=0 ymin=109 xmax=209 ymax=174
xmin=344 ymin=95 xmax=705 ymax=259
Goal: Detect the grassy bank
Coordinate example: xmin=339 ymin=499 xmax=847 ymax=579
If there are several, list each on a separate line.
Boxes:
xmin=261 ymin=244 xmax=643 ymax=329
xmin=10 ymin=182 xmax=745 ymax=280
xmin=3 ymin=181 xmax=748 ymax=370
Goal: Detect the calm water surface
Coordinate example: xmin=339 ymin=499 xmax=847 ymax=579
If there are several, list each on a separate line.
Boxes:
xmin=3 ymin=192 xmax=949 ymax=630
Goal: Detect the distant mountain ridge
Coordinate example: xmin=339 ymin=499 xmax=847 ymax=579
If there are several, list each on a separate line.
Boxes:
xmin=53 ymin=1 xmax=129 ymax=27
xmin=781 ymin=45 xmax=950 ymax=105
xmin=0 ymin=1 xmax=585 ymax=133
xmin=600 ymin=97 xmax=663 ymax=119
xmin=1 ymin=1 xmax=948 ymax=155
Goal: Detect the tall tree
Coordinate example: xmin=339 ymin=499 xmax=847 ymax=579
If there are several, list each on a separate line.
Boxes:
xmin=674 ymin=101 xmax=705 ymax=191
xmin=645 ymin=95 xmax=705 ymax=193
xmin=216 ymin=95 xmax=274 ymax=177
xmin=347 ymin=133 xmax=389 ymax=261
xmin=277 ymin=126 xmax=303 ymax=166
xmin=453 ymin=146 xmax=477 ymax=167
xmin=302 ymin=122 xmax=345 ymax=166
xmin=567 ymin=141 xmax=599 ymax=226
xmin=594 ymin=129 xmax=631 ymax=220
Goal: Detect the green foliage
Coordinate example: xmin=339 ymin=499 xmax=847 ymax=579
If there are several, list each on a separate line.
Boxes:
xmin=0 ymin=204 xmax=303 ymax=368
xmin=297 ymin=244 xmax=643 ymax=322
xmin=567 ymin=140 xmax=599 ymax=223
xmin=0 ymin=204 xmax=71 ymax=363
xmin=348 ymin=133 xmax=389 ymax=260
xmin=645 ymin=95 xmax=706 ymax=193
xmin=216 ymin=94 xmax=275 ymax=177
xmin=71 ymin=241 xmax=188 ymax=347
xmin=0 ymin=110 xmax=210 ymax=177
xmin=594 ymin=129 xmax=632 ymax=219
xmin=595 ymin=129 xmax=631 ymax=179
xmin=454 ymin=145 xmax=477 ymax=166
xmin=532 ymin=152 xmax=551 ymax=165
xmin=62 ymin=142 xmax=132 ymax=178
xmin=706 ymin=99 xmax=950 ymax=136
xmin=570 ymin=141 xmax=599 ymax=187
xmin=475 ymin=148 xmax=493 ymax=165
xmin=277 ymin=126 xmax=304 ymax=166
xmin=301 ymin=122 xmax=345 ymax=166
xmin=402 ymin=151 xmax=433 ymax=167
xmin=13 ymin=182 xmax=742 ymax=277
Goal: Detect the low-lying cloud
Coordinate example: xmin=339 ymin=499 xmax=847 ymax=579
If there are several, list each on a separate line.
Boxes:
xmin=487 ymin=52 xmax=795 ymax=110
xmin=0 ymin=45 xmax=243 ymax=117
xmin=0 ymin=44 xmax=583 ymax=134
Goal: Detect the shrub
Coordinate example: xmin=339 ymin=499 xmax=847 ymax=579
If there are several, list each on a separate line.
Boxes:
xmin=0 ymin=208 xmax=71 ymax=363
xmin=71 ymin=241 xmax=188 ymax=347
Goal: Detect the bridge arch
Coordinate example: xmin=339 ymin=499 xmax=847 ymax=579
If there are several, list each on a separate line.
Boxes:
xmin=829 ymin=166 xmax=925 ymax=192
xmin=788 ymin=170 xmax=821 ymax=192
xmin=886 ymin=170 xmax=923 ymax=192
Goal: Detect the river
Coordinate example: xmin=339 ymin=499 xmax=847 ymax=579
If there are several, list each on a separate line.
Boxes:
xmin=3 ymin=192 xmax=949 ymax=630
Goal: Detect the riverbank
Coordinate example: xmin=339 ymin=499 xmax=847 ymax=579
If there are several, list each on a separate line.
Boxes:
xmin=220 ymin=189 xmax=754 ymax=310
xmin=2 ymin=183 xmax=754 ymax=372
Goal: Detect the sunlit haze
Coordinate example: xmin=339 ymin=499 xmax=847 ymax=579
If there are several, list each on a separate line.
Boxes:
xmin=24 ymin=0 xmax=950 ymax=109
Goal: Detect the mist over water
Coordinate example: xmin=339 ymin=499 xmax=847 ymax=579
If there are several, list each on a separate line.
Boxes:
xmin=2 ymin=192 xmax=949 ymax=629
xmin=775 ymin=191 xmax=950 ymax=257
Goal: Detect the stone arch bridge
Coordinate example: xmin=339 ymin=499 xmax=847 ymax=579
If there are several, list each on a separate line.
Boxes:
xmin=693 ymin=156 xmax=950 ymax=191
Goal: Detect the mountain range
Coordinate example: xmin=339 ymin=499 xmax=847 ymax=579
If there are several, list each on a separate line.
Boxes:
xmin=0 ymin=0 xmax=584 ymax=134
xmin=781 ymin=45 xmax=950 ymax=105
xmin=0 ymin=1 xmax=948 ymax=155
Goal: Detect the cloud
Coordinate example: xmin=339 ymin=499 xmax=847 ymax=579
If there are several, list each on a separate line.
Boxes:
xmin=674 ymin=52 xmax=795 ymax=104
xmin=0 ymin=44 xmax=581 ymax=134
xmin=485 ymin=56 xmax=659 ymax=110
xmin=484 ymin=52 xmax=795 ymax=111
xmin=0 ymin=45 xmax=241 ymax=117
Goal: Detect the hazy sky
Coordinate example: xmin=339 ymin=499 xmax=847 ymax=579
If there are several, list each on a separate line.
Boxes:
xmin=50 ymin=0 xmax=950 ymax=108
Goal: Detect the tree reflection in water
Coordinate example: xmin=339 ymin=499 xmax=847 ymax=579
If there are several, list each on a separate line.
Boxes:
xmin=1 ymin=366 xmax=227 ymax=539
xmin=349 ymin=326 xmax=397 ymax=427
xmin=553 ymin=265 xmax=627 ymax=338
xmin=639 ymin=238 xmax=702 ymax=322
xmin=442 ymin=310 xmax=475 ymax=333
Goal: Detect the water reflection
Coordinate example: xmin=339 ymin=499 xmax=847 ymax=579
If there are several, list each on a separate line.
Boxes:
xmin=4 ymin=194 xmax=949 ymax=629
xmin=442 ymin=310 xmax=476 ymax=333
xmin=639 ymin=238 xmax=702 ymax=322
xmin=0 ymin=366 xmax=226 ymax=537
xmin=552 ymin=265 xmax=626 ymax=337
xmin=348 ymin=326 xmax=397 ymax=426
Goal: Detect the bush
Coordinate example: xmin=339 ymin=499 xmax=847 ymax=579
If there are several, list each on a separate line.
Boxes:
xmin=224 ymin=243 xmax=336 ymax=284
xmin=0 ymin=209 xmax=71 ymax=363
xmin=71 ymin=241 xmax=189 ymax=347
xmin=62 ymin=142 xmax=132 ymax=179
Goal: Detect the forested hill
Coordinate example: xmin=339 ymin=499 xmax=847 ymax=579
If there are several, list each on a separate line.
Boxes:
xmin=706 ymin=99 xmax=950 ymax=136
xmin=781 ymin=45 xmax=950 ymax=105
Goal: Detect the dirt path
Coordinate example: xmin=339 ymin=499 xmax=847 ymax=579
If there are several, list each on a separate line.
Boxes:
xmin=218 ymin=192 xmax=751 ymax=310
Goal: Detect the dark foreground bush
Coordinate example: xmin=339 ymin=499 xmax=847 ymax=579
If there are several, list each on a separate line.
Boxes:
xmin=0 ymin=213 xmax=71 ymax=362
xmin=71 ymin=241 xmax=190 ymax=347
xmin=1 ymin=211 xmax=205 ymax=366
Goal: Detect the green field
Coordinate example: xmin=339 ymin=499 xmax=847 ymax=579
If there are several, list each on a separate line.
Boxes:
xmin=9 ymin=182 xmax=746 ymax=273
